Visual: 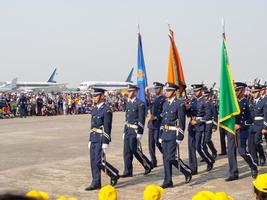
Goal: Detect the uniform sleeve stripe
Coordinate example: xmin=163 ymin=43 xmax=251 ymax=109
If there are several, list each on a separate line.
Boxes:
xmin=103 ymin=132 xmax=111 ymax=141
xmin=138 ymin=122 xmax=144 ymax=129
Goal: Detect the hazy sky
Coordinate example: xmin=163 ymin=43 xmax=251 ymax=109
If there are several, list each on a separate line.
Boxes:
xmin=0 ymin=0 xmax=266 ymax=87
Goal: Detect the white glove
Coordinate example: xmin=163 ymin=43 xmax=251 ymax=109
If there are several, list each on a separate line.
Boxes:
xmin=137 ymin=134 xmax=142 ymax=140
xmin=88 ymin=141 xmax=91 ymax=149
xmin=122 ymin=133 xmax=125 ymax=139
xmin=159 ymin=138 xmax=162 ymax=143
xmin=102 ymin=143 xmax=109 ymax=153
xmin=176 ymin=140 xmax=182 ymax=145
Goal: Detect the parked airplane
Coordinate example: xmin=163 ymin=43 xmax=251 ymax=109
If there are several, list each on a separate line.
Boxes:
xmin=0 ymin=68 xmax=66 ymax=92
xmin=77 ymin=67 xmax=134 ymax=91
xmin=0 ymin=78 xmax=18 ymax=92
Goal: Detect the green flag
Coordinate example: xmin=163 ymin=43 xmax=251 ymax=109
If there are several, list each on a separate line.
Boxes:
xmin=218 ymin=37 xmax=240 ymax=134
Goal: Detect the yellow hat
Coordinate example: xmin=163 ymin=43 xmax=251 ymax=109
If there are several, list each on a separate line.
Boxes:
xmin=26 ymin=190 xmax=49 ymax=200
xmin=57 ymin=196 xmax=78 ymax=200
xmin=214 ymin=192 xmax=234 ymax=200
xmin=98 ymin=185 xmax=117 ymax=200
xmin=192 ymin=191 xmax=215 ymax=200
xmin=57 ymin=197 xmax=67 ymax=200
xmin=143 ymin=184 xmax=164 ymax=200
xmin=253 ymin=173 xmax=267 ymax=193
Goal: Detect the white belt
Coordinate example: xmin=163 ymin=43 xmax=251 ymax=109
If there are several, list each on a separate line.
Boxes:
xmin=196 ymin=117 xmax=203 ymax=120
xmin=163 ymin=125 xmax=178 ymax=131
xmin=91 ymin=128 xmax=103 ymax=134
xmin=255 ymin=117 xmax=264 ymax=120
xmin=206 ymin=120 xmax=213 ymax=124
xmin=126 ymin=123 xmax=138 ymax=129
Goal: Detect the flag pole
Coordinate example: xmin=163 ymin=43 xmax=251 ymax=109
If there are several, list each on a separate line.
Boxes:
xmin=137 ymin=24 xmax=140 ymax=34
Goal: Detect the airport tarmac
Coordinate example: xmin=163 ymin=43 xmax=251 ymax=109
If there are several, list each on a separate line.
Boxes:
xmin=0 ymin=113 xmax=266 ymax=199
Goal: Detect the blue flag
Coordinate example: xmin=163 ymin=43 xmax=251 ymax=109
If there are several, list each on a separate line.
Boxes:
xmin=137 ymin=32 xmax=148 ymax=111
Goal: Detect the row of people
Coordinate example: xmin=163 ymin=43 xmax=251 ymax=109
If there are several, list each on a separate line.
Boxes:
xmin=85 ymin=81 xmax=266 ymax=191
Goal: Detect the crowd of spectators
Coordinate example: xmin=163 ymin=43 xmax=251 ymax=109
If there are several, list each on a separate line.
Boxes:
xmin=0 ymin=91 xmax=128 ymax=119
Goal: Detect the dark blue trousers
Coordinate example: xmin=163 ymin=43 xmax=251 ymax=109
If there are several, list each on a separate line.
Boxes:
xmin=162 ymin=140 xmax=192 ymax=184
xmin=123 ymin=134 xmax=151 ymax=175
xmin=148 ymin=128 xmax=162 ymax=166
xmin=227 ymin=130 xmax=257 ymax=177
xmin=219 ymin=127 xmax=227 ymax=154
xmin=204 ymin=124 xmax=217 ymax=156
xmin=89 ymin=142 xmax=119 ymax=187
xmin=188 ymin=124 xmax=214 ymax=172
xmin=248 ymin=130 xmax=265 ymax=164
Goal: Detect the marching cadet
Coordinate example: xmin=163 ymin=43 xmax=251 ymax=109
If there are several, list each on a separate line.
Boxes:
xmin=147 ymin=82 xmax=165 ymax=168
xmin=203 ymin=89 xmax=218 ymax=159
xmin=159 ymin=82 xmax=192 ymax=189
xmin=121 ymin=84 xmax=152 ymax=178
xmin=249 ymin=85 xmax=266 ymax=166
xmin=187 ymin=84 xmax=215 ymax=175
xmin=85 ymin=88 xmax=119 ymax=191
xmin=225 ymin=82 xmax=258 ymax=181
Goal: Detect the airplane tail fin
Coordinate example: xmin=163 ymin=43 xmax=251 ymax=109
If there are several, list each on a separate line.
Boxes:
xmin=11 ymin=78 xmax=18 ymax=90
xmin=47 ymin=68 xmax=57 ymax=83
xmin=125 ymin=67 xmax=134 ymax=83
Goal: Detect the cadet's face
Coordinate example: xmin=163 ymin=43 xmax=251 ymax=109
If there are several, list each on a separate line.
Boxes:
xmin=260 ymin=89 xmax=265 ymax=96
xmin=128 ymin=90 xmax=136 ymax=99
xmin=165 ymin=89 xmax=175 ymax=98
xmin=252 ymin=91 xmax=260 ymax=99
xmin=194 ymin=90 xmax=202 ymax=97
xmin=235 ymin=88 xmax=244 ymax=98
xmin=93 ymin=94 xmax=102 ymax=104
xmin=155 ymin=87 xmax=162 ymax=95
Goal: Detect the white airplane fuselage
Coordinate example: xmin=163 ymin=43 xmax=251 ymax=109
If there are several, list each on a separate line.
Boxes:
xmin=78 ymin=81 xmax=133 ymax=91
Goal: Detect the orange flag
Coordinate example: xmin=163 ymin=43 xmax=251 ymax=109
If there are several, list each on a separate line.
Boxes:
xmin=167 ymin=26 xmax=186 ymax=93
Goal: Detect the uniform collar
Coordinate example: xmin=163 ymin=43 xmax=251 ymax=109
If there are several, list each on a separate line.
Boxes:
xmin=96 ymin=102 xmax=104 ymax=109
xmin=254 ymin=97 xmax=260 ymax=103
xmin=238 ymin=97 xmax=245 ymax=102
xmin=168 ymin=96 xmax=176 ymax=104
xmin=128 ymin=97 xmax=136 ymax=103
xmin=196 ymin=95 xmax=203 ymax=100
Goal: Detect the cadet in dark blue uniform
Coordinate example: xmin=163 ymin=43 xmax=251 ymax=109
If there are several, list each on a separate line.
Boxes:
xmin=85 ymin=88 xmax=119 ymax=191
xmin=159 ymin=82 xmax=192 ymax=189
xmin=249 ymin=85 xmax=266 ymax=166
xmin=147 ymin=82 xmax=165 ymax=168
xmin=187 ymin=84 xmax=214 ymax=174
xmin=203 ymin=89 xmax=218 ymax=159
xmin=225 ymin=82 xmax=258 ymax=181
xmin=121 ymin=85 xmax=152 ymax=177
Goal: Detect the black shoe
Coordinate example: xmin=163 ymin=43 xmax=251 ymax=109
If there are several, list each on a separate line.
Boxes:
xmin=144 ymin=168 xmax=151 ymax=175
xmin=259 ymin=158 xmax=266 ymax=166
xmin=111 ymin=175 xmax=120 ymax=186
xmin=200 ymin=159 xmax=205 ymax=162
xmin=212 ymin=153 xmax=217 ymax=160
xmin=161 ymin=182 xmax=173 ymax=189
xmin=185 ymin=173 xmax=192 ymax=184
xmin=206 ymin=163 xmax=213 ymax=172
xmin=120 ymin=173 xmax=133 ymax=178
xmin=251 ymin=169 xmax=258 ymax=179
xmin=225 ymin=176 xmax=238 ymax=182
xmin=219 ymin=153 xmax=227 ymax=156
xmin=85 ymin=185 xmax=101 ymax=191
xmin=191 ymin=171 xmax=198 ymax=175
